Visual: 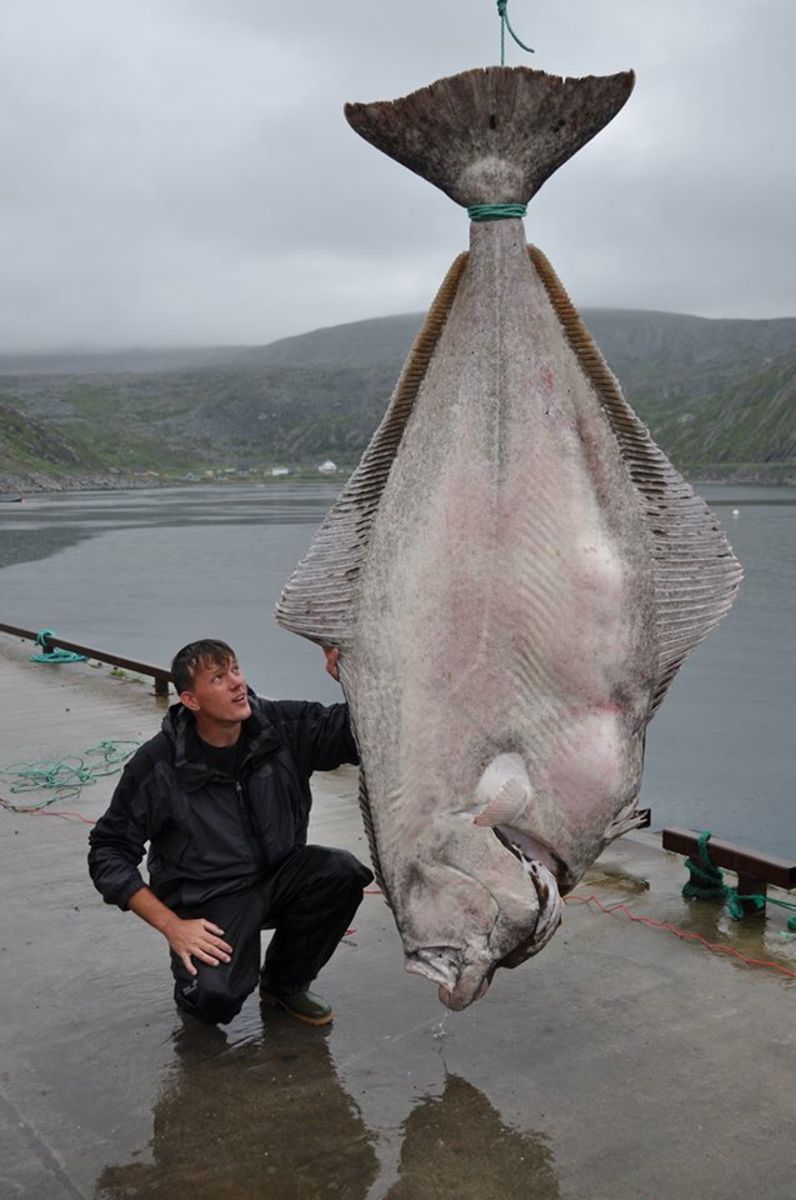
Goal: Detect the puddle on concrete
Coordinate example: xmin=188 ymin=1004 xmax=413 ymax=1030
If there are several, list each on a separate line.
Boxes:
xmin=382 ymin=1073 xmax=560 ymax=1200
xmin=92 ymin=1012 xmax=562 ymax=1200
xmin=5 ymin=705 xmax=795 ymax=1200
xmin=580 ymin=838 xmax=796 ymax=982
xmin=94 ymin=1018 xmax=378 ymax=1199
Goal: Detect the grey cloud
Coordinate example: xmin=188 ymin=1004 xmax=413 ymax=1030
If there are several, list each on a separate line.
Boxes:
xmin=0 ymin=0 xmax=793 ymax=351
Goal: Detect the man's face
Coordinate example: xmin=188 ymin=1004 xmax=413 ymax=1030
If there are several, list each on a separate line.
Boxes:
xmin=181 ymin=656 xmax=252 ymax=724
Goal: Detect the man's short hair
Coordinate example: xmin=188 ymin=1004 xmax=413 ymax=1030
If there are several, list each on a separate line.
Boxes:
xmin=171 ymin=639 xmax=237 ymax=696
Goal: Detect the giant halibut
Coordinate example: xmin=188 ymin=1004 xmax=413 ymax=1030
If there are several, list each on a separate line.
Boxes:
xmin=276 ymin=67 xmax=742 ymax=1009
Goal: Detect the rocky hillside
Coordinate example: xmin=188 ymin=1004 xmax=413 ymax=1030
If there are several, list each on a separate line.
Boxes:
xmin=1 ymin=308 xmax=794 ymax=491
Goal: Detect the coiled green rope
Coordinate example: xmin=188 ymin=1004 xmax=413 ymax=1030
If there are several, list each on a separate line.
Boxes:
xmin=0 ymin=741 xmax=139 ymax=810
xmin=29 ymin=629 xmax=87 ymax=665
xmin=683 ymin=831 xmax=796 ymax=930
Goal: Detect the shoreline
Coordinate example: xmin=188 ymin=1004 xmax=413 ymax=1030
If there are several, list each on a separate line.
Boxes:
xmin=0 ymin=470 xmax=355 ymax=496
xmin=4 ymin=465 xmax=796 ymax=495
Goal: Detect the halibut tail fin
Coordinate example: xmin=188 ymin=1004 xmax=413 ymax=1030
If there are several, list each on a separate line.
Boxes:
xmin=344 ymin=66 xmax=634 ymax=209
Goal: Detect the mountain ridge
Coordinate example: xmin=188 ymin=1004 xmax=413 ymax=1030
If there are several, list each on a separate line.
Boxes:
xmin=1 ymin=308 xmax=795 ymax=491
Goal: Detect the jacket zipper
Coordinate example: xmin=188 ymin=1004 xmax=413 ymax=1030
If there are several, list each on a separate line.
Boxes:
xmin=235 ymin=780 xmax=266 ymax=865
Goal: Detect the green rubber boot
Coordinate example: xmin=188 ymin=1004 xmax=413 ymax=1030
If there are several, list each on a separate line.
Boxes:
xmin=260 ymin=987 xmax=334 ymax=1026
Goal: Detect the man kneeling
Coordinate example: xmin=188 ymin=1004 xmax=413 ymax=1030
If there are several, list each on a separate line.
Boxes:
xmin=88 ymin=639 xmax=373 ymax=1026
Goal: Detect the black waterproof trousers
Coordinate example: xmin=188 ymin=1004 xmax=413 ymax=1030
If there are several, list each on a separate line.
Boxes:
xmin=171 ymin=845 xmax=373 ymax=1025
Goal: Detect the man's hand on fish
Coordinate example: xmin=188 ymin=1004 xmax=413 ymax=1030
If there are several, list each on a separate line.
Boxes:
xmin=324 ymin=646 xmax=341 ymax=681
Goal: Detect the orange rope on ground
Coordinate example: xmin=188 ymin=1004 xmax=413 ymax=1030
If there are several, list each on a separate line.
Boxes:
xmin=26 ymin=808 xmax=95 ymax=825
xmin=360 ymin=888 xmax=796 ymax=979
xmin=565 ymin=892 xmax=796 ymax=980
xmin=3 ymin=822 xmax=792 ymax=979
xmin=0 ymin=797 xmax=95 ymax=824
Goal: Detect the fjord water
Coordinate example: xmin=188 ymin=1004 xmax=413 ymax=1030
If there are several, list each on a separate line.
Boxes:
xmin=0 ymin=482 xmax=793 ymax=857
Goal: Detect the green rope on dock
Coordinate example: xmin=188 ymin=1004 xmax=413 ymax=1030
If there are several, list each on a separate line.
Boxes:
xmin=467 ymin=203 xmax=528 ymax=222
xmin=682 ymin=831 xmax=726 ymax=900
xmin=0 ymin=741 xmax=139 ymax=810
xmin=29 ymin=629 xmax=87 ymax=665
xmin=682 ymin=831 xmax=796 ymax=930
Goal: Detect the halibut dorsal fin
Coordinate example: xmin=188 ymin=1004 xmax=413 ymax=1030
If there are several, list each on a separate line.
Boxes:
xmin=345 ymin=66 xmax=634 ymax=208
xmin=274 ymin=251 xmax=468 ymax=648
xmin=529 ymin=244 xmax=743 ymax=717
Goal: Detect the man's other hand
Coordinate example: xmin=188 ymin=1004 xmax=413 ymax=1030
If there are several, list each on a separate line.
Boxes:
xmin=324 ymin=646 xmax=341 ymax=681
xmin=165 ymin=917 xmax=233 ymax=975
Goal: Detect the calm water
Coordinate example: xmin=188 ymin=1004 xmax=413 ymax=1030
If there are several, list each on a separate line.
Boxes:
xmin=0 ymin=482 xmax=794 ymax=856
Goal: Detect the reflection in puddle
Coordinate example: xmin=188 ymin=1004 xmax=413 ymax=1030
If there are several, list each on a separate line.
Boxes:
xmin=582 ymin=866 xmax=650 ymax=895
xmin=385 ymin=1074 xmax=561 ymax=1200
xmin=94 ymin=1018 xmax=563 ymax=1200
xmin=95 ymin=1014 xmax=379 ymax=1199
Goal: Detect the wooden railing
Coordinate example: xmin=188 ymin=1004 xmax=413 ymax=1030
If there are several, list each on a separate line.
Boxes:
xmin=0 ymin=622 xmax=172 ymax=698
xmin=662 ymin=826 xmax=796 ymax=914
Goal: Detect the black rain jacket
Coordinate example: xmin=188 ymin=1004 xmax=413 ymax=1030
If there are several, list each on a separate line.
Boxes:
xmin=87 ymin=693 xmax=358 ymax=912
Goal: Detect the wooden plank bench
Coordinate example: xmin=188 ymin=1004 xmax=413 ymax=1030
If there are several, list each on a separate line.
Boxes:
xmin=662 ymin=826 xmax=796 ymax=915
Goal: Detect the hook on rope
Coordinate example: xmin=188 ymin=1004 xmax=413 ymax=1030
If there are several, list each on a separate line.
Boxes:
xmin=497 ymin=1 xmax=535 ymax=65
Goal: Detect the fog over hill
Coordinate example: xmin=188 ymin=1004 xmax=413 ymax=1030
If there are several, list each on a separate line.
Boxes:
xmin=1 ymin=307 xmax=795 ymax=491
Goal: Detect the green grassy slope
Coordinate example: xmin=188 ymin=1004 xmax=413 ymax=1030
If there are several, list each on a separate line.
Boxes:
xmin=1 ymin=308 xmax=795 ymax=488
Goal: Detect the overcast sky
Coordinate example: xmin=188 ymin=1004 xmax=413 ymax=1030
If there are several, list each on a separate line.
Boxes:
xmin=1 ymin=0 xmax=793 ymax=351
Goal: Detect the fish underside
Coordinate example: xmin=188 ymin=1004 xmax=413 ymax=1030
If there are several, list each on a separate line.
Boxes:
xmin=277 ymin=66 xmax=741 ymax=1010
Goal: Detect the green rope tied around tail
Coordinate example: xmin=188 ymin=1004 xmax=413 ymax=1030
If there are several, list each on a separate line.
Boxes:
xmin=467 ymin=203 xmax=527 ymax=222
xmin=30 ymin=629 xmax=87 ymax=664
xmin=497 ymin=1 xmax=534 ymax=65
xmin=682 ymin=830 xmax=796 ymax=930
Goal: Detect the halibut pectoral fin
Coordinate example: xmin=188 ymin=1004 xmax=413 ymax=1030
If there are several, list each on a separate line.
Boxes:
xmin=531 ymin=245 xmax=743 ymax=717
xmin=274 ymin=251 xmax=469 ymax=647
xmin=472 ymin=753 xmax=532 ymax=828
xmin=345 ymin=66 xmax=634 ymax=209
xmin=473 ymin=776 xmax=531 ymax=828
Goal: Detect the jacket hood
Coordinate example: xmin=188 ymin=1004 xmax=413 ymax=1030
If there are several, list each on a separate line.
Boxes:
xmin=161 ymin=689 xmax=281 ymax=791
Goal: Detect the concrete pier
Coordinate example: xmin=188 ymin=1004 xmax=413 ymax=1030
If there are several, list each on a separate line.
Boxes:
xmin=2 ymin=631 xmax=794 ymax=1199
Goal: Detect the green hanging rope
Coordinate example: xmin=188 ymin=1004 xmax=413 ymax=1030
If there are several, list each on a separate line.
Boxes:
xmin=467 ymin=203 xmax=528 ymax=222
xmin=497 ymin=0 xmax=535 ymax=66
xmin=29 ymin=629 xmax=87 ymax=665
xmin=682 ymin=830 xmax=796 ymax=931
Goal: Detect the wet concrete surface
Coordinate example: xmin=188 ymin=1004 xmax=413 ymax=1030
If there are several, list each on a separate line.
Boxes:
xmin=2 ymin=632 xmax=796 ymax=1199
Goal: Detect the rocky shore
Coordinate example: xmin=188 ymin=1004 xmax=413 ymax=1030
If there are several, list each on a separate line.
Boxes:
xmin=3 ymin=462 xmax=794 ymax=495
xmin=0 ymin=469 xmax=159 ymax=494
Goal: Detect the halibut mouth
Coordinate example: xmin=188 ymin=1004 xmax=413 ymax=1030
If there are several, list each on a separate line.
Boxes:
xmin=404 ymin=860 xmax=562 ymax=1011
